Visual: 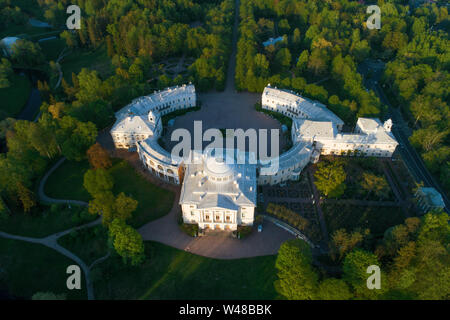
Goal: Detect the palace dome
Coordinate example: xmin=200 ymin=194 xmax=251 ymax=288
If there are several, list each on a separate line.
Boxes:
xmin=204 ymin=152 xmax=234 ymax=180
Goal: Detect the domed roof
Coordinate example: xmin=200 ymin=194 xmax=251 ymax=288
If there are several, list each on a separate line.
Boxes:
xmin=204 ymin=153 xmax=234 ymax=179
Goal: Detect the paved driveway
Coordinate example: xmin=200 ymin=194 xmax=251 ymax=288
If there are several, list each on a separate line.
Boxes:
xmin=161 ymin=91 xmax=287 ymax=156
xmin=138 ymin=191 xmax=294 ymax=260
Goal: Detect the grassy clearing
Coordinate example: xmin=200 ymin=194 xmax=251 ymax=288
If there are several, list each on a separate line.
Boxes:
xmin=58 ymin=225 xmax=110 ymax=266
xmin=0 ymin=25 xmax=54 ymax=40
xmin=92 ymin=241 xmax=278 ymax=300
xmin=60 ymin=46 xmax=114 ymax=82
xmin=44 ymin=159 xmax=174 ymax=228
xmin=109 ymin=160 xmax=174 ymax=228
xmin=0 ymin=204 xmax=95 ymax=238
xmin=0 ymin=238 xmax=87 ymax=300
xmin=0 ymin=73 xmax=32 ymax=120
xmin=44 ymin=159 xmax=91 ymax=201
xmin=39 ymin=38 xmax=66 ymax=61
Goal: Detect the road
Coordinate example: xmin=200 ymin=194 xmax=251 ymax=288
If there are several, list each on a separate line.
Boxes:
xmin=358 ymin=60 xmax=449 ymax=211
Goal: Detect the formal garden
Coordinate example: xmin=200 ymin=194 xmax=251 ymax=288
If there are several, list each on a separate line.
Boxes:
xmin=322 ymin=203 xmax=405 ymax=237
xmin=265 ymin=202 xmax=322 ymax=243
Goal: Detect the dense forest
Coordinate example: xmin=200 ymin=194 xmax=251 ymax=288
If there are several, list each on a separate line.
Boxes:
xmin=236 ymin=0 xmax=449 ymax=194
xmin=276 ymin=210 xmax=449 ymax=300
xmin=381 ymin=3 xmax=449 ymax=193
xmin=0 ymin=0 xmax=234 ymax=215
xmin=236 ymin=0 xmax=385 ymax=124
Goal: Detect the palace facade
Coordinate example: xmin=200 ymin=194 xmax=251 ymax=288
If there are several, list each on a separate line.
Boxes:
xmin=110 ymin=84 xmax=196 ymax=183
xmin=110 ymin=84 xmax=399 ymax=230
xmin=179 ymin=149 xmax=257 ymax=231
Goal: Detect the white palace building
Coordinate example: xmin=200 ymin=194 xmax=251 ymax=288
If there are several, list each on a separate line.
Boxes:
xmin=110 ymin=84 xmax=398 ymax=231
xmin=110 ymin=84 xmax=196 ymax=184
xmin=180 ymin=149 xmax=257 ymax=231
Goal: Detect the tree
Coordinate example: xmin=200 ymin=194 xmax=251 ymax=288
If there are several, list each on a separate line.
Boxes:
xmin=409 ymin=126 xmax=448 ymax=152
xmin=274 ymin=239 xmax=318 ymax=300
xmin=88 ymin=191 xmax=116 ymax=224
xmin=109 ymin=218 xmax=145 ymax=265
xmin=343 ymin=249 xmax=385 ymax=299
xmin=114 ymin=192 xmax=138 ymax=221
xmin=58 ymin=116 xmax=98 ymax=161
xmin=360 ymin=172 xmax=390 ymax=199
xmin=0 ymin=58 xmax=13 ymax=88
xmin=69 ymin=100 xmax=114 ymax=129
xmin=296 ymin=50 xmax=309 ymax=74
xmin=254 ymin=54 xmax=269 ymax=77
xmin=330 ymin=229 xmax=368 ymax=262
xmin=10 ymin=39 xmax=45 ymax=68
xmin=314 ymin=161 xmax=346 ymax=198
xmin=16 ymin=181 xmax=35 ymax=212
xmin=307 ymin=49 xmax=328 ymax=76
xmin=60 ymin=30 xmax=78 ymax=48
xmin=83 ymin=168 xmax=114 ymax=197
xmin=87 ymin=143 xmax=112 ymax=169
xmin=274 ymin=48 xmax=291 ymax=71
xmin=75 ymin=69 xmax=103 ymax=103
xmin=317 ymin=279 xmax=353 ymax=300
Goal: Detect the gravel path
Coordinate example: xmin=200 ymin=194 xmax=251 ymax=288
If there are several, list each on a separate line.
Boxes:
xmin=0 ymin=218 xmax=101 ymax=300
xmin=0 ymin=156 xmax=99 ymax=299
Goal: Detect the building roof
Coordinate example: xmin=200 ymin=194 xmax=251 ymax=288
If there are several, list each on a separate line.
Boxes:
xmin=293 ymin=119 xmax=337 ymax=140
xmin=179 ymin=149 xmax=257 ymax=209
xmin=418 ymin=187 xmax=445 ymax=208
xmin=259 ymin=141 xmax=313 ymax=175
xmin=293 ymin=118 xmax=398 ymax=146
xmin=263 ymin=36 xmax=284 ymax=47
xmin=357 ymin=118 xmax=382 ymax=133
xmin=115 ymin=84 xmax=195 ymax=118
xmin=0 ymin=37 xmax=20 ymax=48
xmin=138 ymin=137 xmax=179 ymax=167
xmin=263 ymin=85 xmax=344 ymax=125
xmin=110 ymin=114 xmax=158 ymax=135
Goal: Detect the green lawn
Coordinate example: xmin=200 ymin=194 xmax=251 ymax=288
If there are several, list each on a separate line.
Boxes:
xmin=44 ymin=159 xmax=175 ymax=228
xmin=92 ymin=241 xmax=278 ymax=300
xmin=0 ymin=238 xmax=87 ymax=300
xmin=0 ymin=73 xmax=32 ymax=120
xmin=39 ymin=38 xmax=66 ymax=61
xmin=109 ymin=160 xmax=174 ymax=228
xmin=0 ymin=204 xmax=96 ymax=238
xmin=60 ymin=46 xmax=114 ymax=83
xmin=0 ymin=24 xmax=55 ymax=40
xmin=58 ymin=225 xmax=110 ymax=266
xmin=44 ymin=159 xmax=91 ymax=201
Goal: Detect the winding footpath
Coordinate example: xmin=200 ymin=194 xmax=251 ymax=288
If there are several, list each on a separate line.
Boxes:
xmin=38 ymin=157 xmax=88 ymax=206
xmin=0 ymin=157 xmax=100 ymax=300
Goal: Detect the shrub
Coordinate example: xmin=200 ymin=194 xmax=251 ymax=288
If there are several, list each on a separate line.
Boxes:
xmin=179 ymin=223 xmax=198 ymax=237
xmin=266 ymin=203 xmax=310 ymax=231
xmin=238 ymin=225 xmax=253 ymax=239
